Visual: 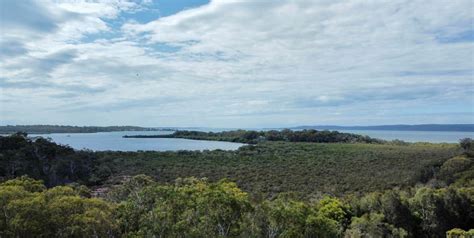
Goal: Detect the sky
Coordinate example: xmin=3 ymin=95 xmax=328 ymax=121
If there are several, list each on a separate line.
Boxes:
xmin=0 ymin=0 xmax=473 ymax=128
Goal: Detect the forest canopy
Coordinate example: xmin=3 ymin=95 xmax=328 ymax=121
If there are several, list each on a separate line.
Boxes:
xmin=1 ymin=175 xmax=472 ymax=238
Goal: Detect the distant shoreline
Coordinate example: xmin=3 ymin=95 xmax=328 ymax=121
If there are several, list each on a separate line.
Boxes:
xmin=289 ymin=124 xmax=474 ymax=132
xmin=0 ymin=125 xmax=164 ymax=134
xmin=1 ymin=124 xmax=473 ymax=134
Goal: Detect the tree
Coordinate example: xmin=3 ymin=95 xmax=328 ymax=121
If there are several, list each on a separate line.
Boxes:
xmin=0 ymin=177 xmax=118 ymax=237
xmin=255 ymin=195 xmax=309 ymax=238
xmin=446 ymin=228 xmax=474 ymax=238
xmin=306 ymin=196 xmax=351 ymax=237
xmin=438 ymin=156 xmax=473 ymax=184
xmin=116 ymin=177 xmax=252 ymax=237
xmin=344 ymin=213 xmax=408 ymax=238
xmin=409 ymin=187 xmax=473 ymax=238
xmin=459 ymin=138 xmax=474 ymax=157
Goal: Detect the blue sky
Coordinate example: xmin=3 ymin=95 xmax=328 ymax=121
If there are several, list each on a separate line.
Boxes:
xmin=0 ymin=0 xmax=473 ymax=127
xmin=122 ymin=0 xmax=209 ymax=21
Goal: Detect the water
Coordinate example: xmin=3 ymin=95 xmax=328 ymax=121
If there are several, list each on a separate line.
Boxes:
xmin=30 ymin=131 xmax=245 ymax=152
xmin=337 ymin=130 xmax=474 ymax=143
xmin=25 ymin=129 xmax=474 ymax=152
xmin=148 ymin=127 xmax=474 ymax=143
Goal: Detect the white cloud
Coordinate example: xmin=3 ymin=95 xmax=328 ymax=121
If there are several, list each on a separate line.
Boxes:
xmin=1 ymin=0 xmax=473 ymax=127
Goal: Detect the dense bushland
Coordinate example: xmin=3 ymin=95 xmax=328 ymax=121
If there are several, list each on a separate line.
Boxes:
xmin=0 ymin=175 xmax=472 ymax=238
xmin=0 ymin=176 xmax=117 ymax=237
xmin=98 ymin=141 xmax=462 ymax=197
xmin=0 ymin=133 xmax=465 ymax=196
xmin=1 ymin=133 xmax=473 ymax=237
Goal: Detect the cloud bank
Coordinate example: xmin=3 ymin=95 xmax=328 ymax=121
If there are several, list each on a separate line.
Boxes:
xmin=0 ymin=0 xmax=473 ymax=127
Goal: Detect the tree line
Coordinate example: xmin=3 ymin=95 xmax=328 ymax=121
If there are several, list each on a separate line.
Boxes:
xmin=0 ymin=125 xmax=159 ymax=134
xmin=124 ymin=129 xmax=385 ymax=144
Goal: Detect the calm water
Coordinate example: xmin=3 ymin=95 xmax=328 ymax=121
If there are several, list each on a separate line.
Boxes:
xmin=27 ymin=129 xmax=474 ymax=151
xmin=337 ymin=130 xmax=474 ymax=143
xmin=30 ymin=131 xmax=245 ymax=152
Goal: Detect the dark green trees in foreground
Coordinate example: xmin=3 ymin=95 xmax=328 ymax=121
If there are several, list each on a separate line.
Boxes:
xmin=0 ymin=176 xmax=117 ymax=237
xmin=1 ymin=175 xmax=472 ymax=238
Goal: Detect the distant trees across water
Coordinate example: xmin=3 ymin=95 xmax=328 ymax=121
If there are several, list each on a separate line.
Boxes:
xmin=0 ymin=125 xmax=160 ymax=134
xmin=292 ymin=124 xmax=474 ymax=132
xmin=124 ymin=129 xmax=385 ymax=144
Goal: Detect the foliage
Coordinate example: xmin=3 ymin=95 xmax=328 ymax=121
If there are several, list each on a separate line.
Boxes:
xmin=97 ymin=141 xmax=459 ymax=197
xmin=446 ymin=228 xmax=474 ymax=238
xmin=344 ymin=213 xmax=408 ymax=238
xmin=0 ymin=133 xmax=106 ymax=187
xmin=0 ymin=175 xmax=472 ymax=238
xmin=460 ymin=138 xmax=474 ymax=157
xmin=1 ymin=134 xmax=462 ymax=197
xmin=409 ymin=187 xmax=473 ymax=238
xmin=0 ymin=134 xmax=472 ymax=237
xmin=116 ymin=177 xmax=354 ymax=238
xmin=438 ymin=156 xmax=473 ymax=185
xmin=115 ymin=177 xmax=252 ymax=237
xmin=123 ymin=129 xmax=385 ymax=144
xmin=0 ymin=176 xmax=118 ymax=238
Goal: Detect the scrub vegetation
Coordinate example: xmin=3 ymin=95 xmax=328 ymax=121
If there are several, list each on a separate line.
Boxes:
xmin=0 ymin=133 xmax=473 ymax=237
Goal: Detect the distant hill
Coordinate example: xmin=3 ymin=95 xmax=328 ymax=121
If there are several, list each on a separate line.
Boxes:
xmin=292 ymin=124 xmax=474 ymax=132
xmin=0 ymin=125 xmax=160 ymax=134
